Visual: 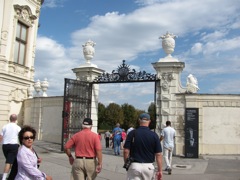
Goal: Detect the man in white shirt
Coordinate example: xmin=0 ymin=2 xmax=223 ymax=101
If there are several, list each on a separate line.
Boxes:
xmin=160 ymin=120 xmax=175 ymax=175
xmin=0 ymin=114 xmax=21 ymax=180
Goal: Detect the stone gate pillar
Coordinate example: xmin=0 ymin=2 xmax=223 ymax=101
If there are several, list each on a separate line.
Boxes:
xmin=72 ymin=40 xmax=104 ymax=133
xmin=152 ymin=32 xmax=186 ymax=155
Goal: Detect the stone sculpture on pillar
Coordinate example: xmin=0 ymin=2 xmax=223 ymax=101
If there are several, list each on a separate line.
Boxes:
xmin=41 ymin=78 xmax=49 ymax=97
xmin=34 ymin=79 xmax=41 ymax=97
xmin=33 ymin=79 xmax=49 ymax=97
xmin=82 ymin=40 xmax=96 ymax=64
xmin=79 ymin=40 xmax=97 ymax=69
xmin=27 ymin=84 xmax=34 ymax=98
xmin=159 ymin=32 xmax=179 ymax=62
xmin=186 ymin=74 xmax=199 ymax=93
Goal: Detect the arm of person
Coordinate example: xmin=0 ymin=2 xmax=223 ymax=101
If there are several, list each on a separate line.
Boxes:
xmin=46 ymin=175 xmax=53 ymax=180
xmin=64 ymin=148 xmax=74 ymax=165
xmin=155 ymin=152 xmax=163 ymax=180
xmin=96 ymin=149 xmax=102 ymax=173
xmin=0 ymin=135 xmax=3 ymax=143
xmin=64 ymin=138 xmax=75 ymax=165
xmin=123 ymin=148 xmax=130 ymax=163
xmin=160 ymin=135 xmax=164 ymax=141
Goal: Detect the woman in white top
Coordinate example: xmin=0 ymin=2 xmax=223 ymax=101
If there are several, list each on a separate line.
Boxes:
xmin=15 ymin=125 xmax=52 ymax=180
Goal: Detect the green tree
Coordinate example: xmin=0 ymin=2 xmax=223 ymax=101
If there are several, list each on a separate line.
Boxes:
xmin=121 ymin=103 xmax=137 ymax=130
xmin=105 ymin=103 xmax=124 ymax=128
xmin=148 ymin=102 xmax=156 ymax=130
xmin=98 ymin=103 xmax=108 ymax=129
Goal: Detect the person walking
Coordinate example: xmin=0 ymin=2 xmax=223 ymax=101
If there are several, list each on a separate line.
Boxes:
xmin=123 ymin=113 xmax=163 ymax=180
xmin=160 ymin=120 xmax=176 ymax=175
xmin=0 ymin=114 xmax=21 ymax=180
xmin=112 ymin=123 xmax=122 ymax=156
xmin=64 ymin=118 xmax=102 ymax=180
xmin=127 ymin=126 xmax=134 ymax=135
xmin=121 ymin=129 xmax=126 ymax=149
xmin=15 ymin=125 xmax=52 ymax=180
xmin=104 ymin=130 xmax=111 ymax=148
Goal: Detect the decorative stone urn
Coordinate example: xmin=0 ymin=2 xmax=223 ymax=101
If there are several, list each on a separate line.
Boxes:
xmin=159 ymin=32 xmax=177 ymax=57
xmin=82 ymin=40 xmax=96 ymax=64
xmin=34 ymin=79 xmax=41 ymax=97
xmin=41 ymin=78 xmax=49 ymax=97
xmin=27 ymin=84 xmax=34 ymax=98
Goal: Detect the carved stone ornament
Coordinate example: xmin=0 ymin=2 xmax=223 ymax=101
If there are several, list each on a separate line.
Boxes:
xmin=160 ymin=73 xmax=174 ymax=81
xmin=14 ymin=5 xmax=37 ymax=24
xmin=162 ymin=81 xmax=169 ymax=91
xmin=1 ymin=31 xmax=8 ymax=40
xmin=27 ymin=85 xmax=34 ymax=99
xmin=186 ymin=74 xmax=199 ymax=93
xmin=159 ymin=32 xmax=177 ymax=57
xmin=82 ymin=40 xmax=96 ymax=64
xmin=41 ymin=78 xmax=49 ymax=97
xmin=76 ymin=75 xmax=90 ymax=82
xmin=9 ymin=88 xmax=28 ymax=102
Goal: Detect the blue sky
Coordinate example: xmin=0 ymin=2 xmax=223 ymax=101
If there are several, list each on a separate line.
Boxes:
xmin=35 ymin=0 xmax=240 ymax=110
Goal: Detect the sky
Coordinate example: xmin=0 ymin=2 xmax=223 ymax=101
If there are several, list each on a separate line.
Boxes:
xmin=35 ymin=0 xmax=240 ymax=111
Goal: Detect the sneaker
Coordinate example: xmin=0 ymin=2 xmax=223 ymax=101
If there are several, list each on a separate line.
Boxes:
xmin=164 ymin=167 xmax=168 ymax=171
xmin=168 ymin=168 xmax=172 ymax=175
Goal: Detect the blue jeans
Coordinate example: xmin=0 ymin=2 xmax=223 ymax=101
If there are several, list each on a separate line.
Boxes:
xmin=114 ymin=138 xmax=121 ymax=155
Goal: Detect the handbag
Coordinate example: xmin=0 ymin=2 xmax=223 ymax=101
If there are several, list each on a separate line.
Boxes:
xmin=33 ymin=148 xmax=40 ymax=168
xmin=123 ymin=130 xmax=136 ymax=171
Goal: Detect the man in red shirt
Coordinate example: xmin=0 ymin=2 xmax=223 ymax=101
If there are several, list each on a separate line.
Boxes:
xmin=64 ymin=118 xmax=102 ymax=180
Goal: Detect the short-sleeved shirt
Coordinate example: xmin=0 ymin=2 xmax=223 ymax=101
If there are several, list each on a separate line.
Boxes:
xmin=127 ymin=127 xmax=134 ymax=135
xmin=65 ymin=129 xmax=101 ymax=158
xmin=161 ymin=126 xmax=176 ymax=149
xmin=1 ymin=122 xmax=21 ymax=144
xmin=105 ymin=131 xmax=111 ymax=138
xmin=124 ymin=126 xmax=162 ymax=163
xmin=121 ymin=131 xmax=127 ymax=140
xmin=112 ymin=127 xmax=122 ymax=140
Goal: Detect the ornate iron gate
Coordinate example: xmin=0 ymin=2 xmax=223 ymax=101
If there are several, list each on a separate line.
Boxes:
xmin=92 ymin=60 xmax=158 ymax=130
xmin=61 ymin=78 xmax=92 ymax=151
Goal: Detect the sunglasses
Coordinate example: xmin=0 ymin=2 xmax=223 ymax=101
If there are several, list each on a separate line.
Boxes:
xmin=23 ymin=136 xmax=34 ymax=140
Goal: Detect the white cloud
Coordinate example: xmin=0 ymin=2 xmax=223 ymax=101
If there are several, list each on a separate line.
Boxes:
xmin=191 ymin=43 xmax=203 ymax=55
xmin=134 ymin=0 xmax=164 ymax=6
xmin=203 ymin=37 xmax=240 ymax=55
xmin=35 ymin=0 xmax=240 ymax=109
xmin=35 ymin=36 xmax=76 ymax=96
xmin=201 ymin=31 xmax=228 ymax=42
xmin=211 ymin=80 xmax=240 ymax=94
xmin=42 ymin=0 xmax=65 ymax=8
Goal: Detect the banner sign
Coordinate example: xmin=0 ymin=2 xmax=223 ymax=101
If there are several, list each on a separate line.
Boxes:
xmin=185 ymin=108 xmax=199 ymax=158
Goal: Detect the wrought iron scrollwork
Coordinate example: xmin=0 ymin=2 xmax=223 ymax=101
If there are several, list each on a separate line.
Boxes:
xmin=93 ymin=60 xmax=156 ymax=83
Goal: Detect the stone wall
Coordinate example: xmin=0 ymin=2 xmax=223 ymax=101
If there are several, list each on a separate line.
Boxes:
xmin=174 ymin=94 xmax=240 ymax=155
xmin=23 ymin=96 xmax=99 ymax=144
xmin=22 ymin=94 xmax=240 ymax=155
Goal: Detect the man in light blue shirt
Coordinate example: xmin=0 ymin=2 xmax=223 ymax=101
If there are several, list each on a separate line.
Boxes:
xmin=160 ymin=120 xmax=176 ymax=175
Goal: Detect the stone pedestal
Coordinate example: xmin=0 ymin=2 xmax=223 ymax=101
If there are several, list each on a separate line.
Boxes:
xmin=152 ymin=61 xmax=185 ymax=154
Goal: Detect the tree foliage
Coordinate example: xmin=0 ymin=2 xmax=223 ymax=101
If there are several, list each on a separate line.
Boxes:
xmin=148 ymin=102 xmax=156 ymax=129
xmin=98 ymin=102 xmax=156 ymax=130
xmin=105 ymin=103 xmax=124 ymax=128
xmin=98 ymin=102 xmax=106 ymax=128
xmin=121 ymin=103 xmax=137 ymax=130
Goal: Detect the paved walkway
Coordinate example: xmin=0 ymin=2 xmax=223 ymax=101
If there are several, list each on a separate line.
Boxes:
xmin=1 ymin=140 xmax=240 ymax=180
